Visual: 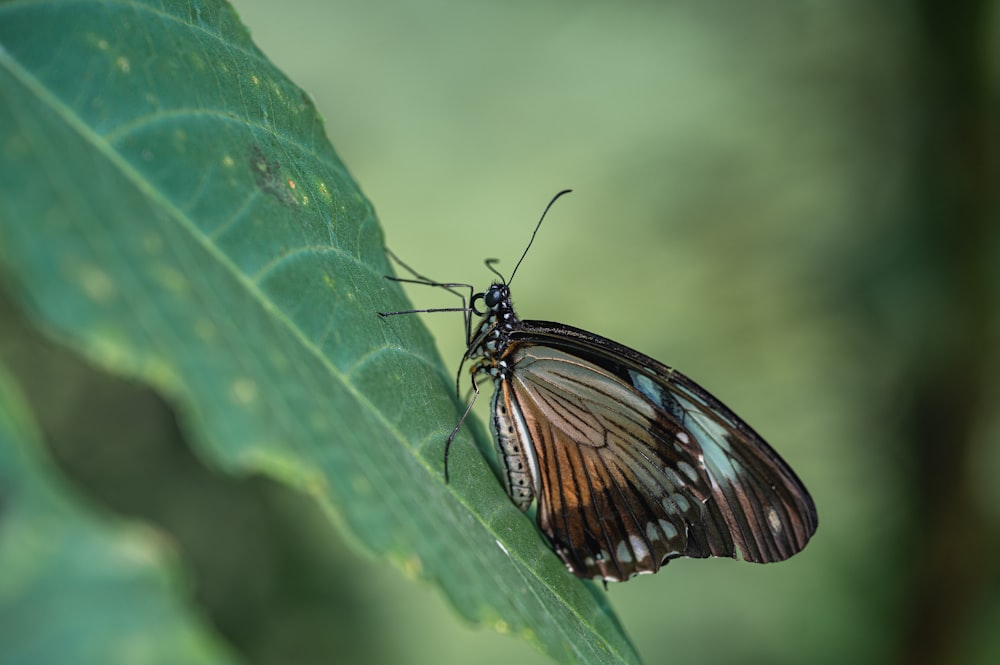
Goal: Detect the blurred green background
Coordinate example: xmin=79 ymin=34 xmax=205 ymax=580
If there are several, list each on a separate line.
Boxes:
xmin=3 ymin=1 xmax=998 ymax=664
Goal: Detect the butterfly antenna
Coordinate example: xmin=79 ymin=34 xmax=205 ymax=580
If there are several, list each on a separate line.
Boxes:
xmin=484 ymin=258 xmax=503 ymax=282
xmin=506 ymin=189 xmax=572 ymax=284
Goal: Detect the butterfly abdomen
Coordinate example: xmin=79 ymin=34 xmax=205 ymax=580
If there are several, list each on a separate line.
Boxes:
xmin=467 ymin=285 xmax=539 ymax=511
xmin=491 ymin=378 xmax=538 ymax=511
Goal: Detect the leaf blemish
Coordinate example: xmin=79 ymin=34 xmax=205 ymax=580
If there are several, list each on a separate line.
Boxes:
xmin=229 ymin=377 xmax=258 ymax=405
xmin=194 ymin=318 xmax=216 ymax=341
xmin=77 ymin=264 xmax=116 ymax=304
xmin=151 ymin=265 xmax=189 ymax=295
xmin=142 ymin=234 xmax=162 ymax=254
xmin=249 ymin=144 xmax=297 ymax=207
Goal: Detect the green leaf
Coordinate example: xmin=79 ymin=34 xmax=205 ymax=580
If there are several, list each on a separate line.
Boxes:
xmin=0 ymin=1 xmax=637 ymax=664
xmin=0 ymin=364 xmax=241 ymax=665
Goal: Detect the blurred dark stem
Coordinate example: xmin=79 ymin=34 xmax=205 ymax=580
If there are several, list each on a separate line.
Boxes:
xmin=896 ymin=2 xmax=998 ymax=664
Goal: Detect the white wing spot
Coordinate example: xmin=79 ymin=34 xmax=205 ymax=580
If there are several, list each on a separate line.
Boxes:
xmin=663 ymin=467 xmax=685 ymax=488
xmin=646 ymin=521 xmax=660 ymax=542
xmin=767 ymin=507 xmax=782 ymax=533
xmin=616 ymin=540 xmax=633 ymax=564
xmin=629 ymin=534 xmax=650 ymax=561
xmin=678 ymin=461 xmax=700 ymax=483
xmin=658 ymin=519 xmax=678 ymax=540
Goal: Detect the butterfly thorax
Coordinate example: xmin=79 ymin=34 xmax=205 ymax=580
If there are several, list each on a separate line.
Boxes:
xmin=467 ymin=282 xmax=519 ymax=380
xmin=467 ymin=283 xmax=539 ymax=511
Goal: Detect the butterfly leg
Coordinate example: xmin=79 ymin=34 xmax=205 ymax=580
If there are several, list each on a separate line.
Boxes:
xmin=443 ymin=369 xmax=484 ymax=483
xmin=383 ymin=248 xmax=475 ymax=305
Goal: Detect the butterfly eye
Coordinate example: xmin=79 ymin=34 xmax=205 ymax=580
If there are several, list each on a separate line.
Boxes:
xmin=484 ymin=285 xmax=504 ymax=308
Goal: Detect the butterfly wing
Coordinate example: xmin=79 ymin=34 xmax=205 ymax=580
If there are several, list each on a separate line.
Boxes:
xmin=497 ymin=345 xmax=736 ymax=580
xmin=496 ymin=321 xmax=817 ymax=581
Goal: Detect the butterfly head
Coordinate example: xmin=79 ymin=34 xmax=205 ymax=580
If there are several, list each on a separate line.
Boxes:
xmin=467 ymin=283 xmax=521 ymax=370
xmin=471 ymin=283 xmax=518 ymax=333
xmin=472 ymin=282 xmax=520 ymax=331
xmin=477 ymin=283 xmax=510 ymax=313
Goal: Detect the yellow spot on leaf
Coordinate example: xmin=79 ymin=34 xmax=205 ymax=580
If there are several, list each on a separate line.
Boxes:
xmin=229 ymin=377 xmax=257 ymax=405
xmin=194 ymin=318 xmax=216 ymax=341
xmin=242 ymin=450 xmax=310 ymax=481
xmin=143 ymin=233 xmax=163 ymax=254
xmin=270 ymin=351 xmax=289 ymax=371
xmin=116 ymin=56 xmax=130 ymax=73
xmin=352 ymin=475 xmax=371 ymax=495
xmin=142 ymin=357 xmax=178 ymax=386
xmin=78 ymin=264 xmax=116 ymax=303
xmin=151 ymin=265 xmax=189 ymax=295
xmin=403 ymin=555 xmax=423 ymax=578
xmin=115 ymin=527 xmax=166 ymax=568
xmin=88 ymin=333 xmax=131 ymax=367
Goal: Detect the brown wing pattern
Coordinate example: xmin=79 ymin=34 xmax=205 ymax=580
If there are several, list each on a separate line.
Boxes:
xmin=501 ymin=346 xmax=736 ymax=580
xmin=500 ymin=342 xmax=816 ymax=581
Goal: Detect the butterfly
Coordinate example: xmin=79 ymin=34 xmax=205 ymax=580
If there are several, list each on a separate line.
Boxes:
xmin=380 ymin=190 xmax=817 ymax=582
